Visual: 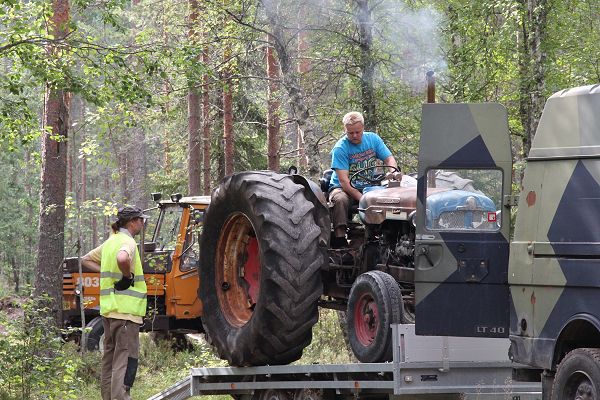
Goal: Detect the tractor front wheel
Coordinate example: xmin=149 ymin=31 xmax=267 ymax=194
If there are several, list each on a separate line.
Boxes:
xmin=347 ymin=271 xmax=402 ymax=362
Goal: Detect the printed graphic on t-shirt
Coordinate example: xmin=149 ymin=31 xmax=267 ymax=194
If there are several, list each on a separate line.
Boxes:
xmin=349 ymin=150 xmax=377 ymax=188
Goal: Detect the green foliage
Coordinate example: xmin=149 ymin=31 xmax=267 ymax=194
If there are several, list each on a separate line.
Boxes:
xmin=296 ymin=309 xmax=352 ymax=364
xmin=0 ymin=298 xmax=83 ymax=399
xmin=0 ymin=304 xmax=351 ymax=398
xmin=546 ymin=0 xmax=600 ymax=90
xmin=75 ymin=333 xmax=227 ymax=399
xmin=0 ymin=146 xmax=38 ymax=292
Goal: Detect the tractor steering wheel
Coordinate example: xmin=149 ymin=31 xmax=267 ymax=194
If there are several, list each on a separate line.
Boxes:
xmin=350 ymin=165 xmax=400 ymax=190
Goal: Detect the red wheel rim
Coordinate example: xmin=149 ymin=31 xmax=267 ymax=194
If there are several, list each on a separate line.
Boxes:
xmin=353 ymin=292 xmax=378 ymax=346
xmin=216 ymin=213 xmax=262 ymax=327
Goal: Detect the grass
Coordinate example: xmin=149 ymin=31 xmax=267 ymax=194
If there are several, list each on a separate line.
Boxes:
xmin=76 ymin=333 xmax=227 ymax=399
xmin=78 ymin=308 xmax=350 ymax=399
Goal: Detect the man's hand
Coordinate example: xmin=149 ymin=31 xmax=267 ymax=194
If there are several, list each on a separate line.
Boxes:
xmin=114 ymin=273 xmax=134 ymax=291
xmin=385 ymin=171 xmax=402 ymax=181
xmin=337 ymin=169 xmax=363 ymax=201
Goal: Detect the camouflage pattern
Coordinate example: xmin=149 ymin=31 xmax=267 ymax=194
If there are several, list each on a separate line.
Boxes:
xmin=414 ymin=103 xmax=513 ymax=337
xmin=509 ymin=84 xmax=600 ymax=371
xmin=414 ymin=86 xmax=600 ymax=377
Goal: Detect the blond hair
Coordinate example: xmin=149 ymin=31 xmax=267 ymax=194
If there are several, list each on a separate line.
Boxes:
xmin=342 ymin=111 xmax=364 ymax=126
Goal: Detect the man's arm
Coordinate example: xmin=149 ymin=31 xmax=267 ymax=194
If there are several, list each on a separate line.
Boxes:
xmin=116 ymin=250 xmax=133 ymax=278
xmin=337 ymin=169 xmax=363 ymax=202
xmin=81 ymin=255 xmax=101 ymax=273
xmin=81 ymin=245 xmax=102 ymax=273
xmin=383 ymin=155 xmax=398 ymax=169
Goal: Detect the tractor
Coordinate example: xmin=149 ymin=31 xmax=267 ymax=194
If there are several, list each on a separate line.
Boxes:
xmin=198 ymin=119 xmax=502 ymax=366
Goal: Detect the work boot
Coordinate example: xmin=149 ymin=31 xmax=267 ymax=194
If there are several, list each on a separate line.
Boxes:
xmin=331 ymin=236 xmax=348 ymax=249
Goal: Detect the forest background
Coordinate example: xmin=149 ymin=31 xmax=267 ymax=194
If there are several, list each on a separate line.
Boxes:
xmin=0 ymin=0 xmax=599 ymax=397
xmin=0 ymin=0 xmax=599 ymax=345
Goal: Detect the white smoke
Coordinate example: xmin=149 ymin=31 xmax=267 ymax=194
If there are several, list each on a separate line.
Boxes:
xmin=374 ymin=1 xmax=446 ymax=92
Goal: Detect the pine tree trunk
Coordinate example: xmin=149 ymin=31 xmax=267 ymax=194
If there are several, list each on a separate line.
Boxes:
xmin=527 ymin=0 xmax=548 ymax=149
xmin=11 ymin=255 xmax=19 ymax=294
xmin=296 ymin=21 xmax=309 ymax=170
xmin=518 ymin=0 xmax=549 ymax=157
xmin=264 ymin=5 xmax=325 ymax=179
xmin=116 ymin=141 xmax=130 ymax=202
xmin=187 ymin=0 xmax=202 ymax=195
xmin=223 ymin=54 xmax=234 ymax=176
xmin=35 ymin=0 xmax=71 ymax=329
xmin=126 ymin=0 xmax=146 ymax=207
xmin=202 ymin=44 xmax=211 ymax=194
xmin=129 ymin=126 xmax=146 ymax=207
xmin=216 ymin=84 xmax=225 ymax=181
xmin=354 ymin=0 xmax=377 ymax=131
xmin=266 ymin=37 xmax=281 ymax=171
xmin=189 ymin=89 xmax=202 ymax=194
xmin=24 ymin=151 xmax=35 ymax=285
xmin=92 ymin=214 xmax=98 ymax=249
xmin=518 ymin=5 xmax=531 ymax=157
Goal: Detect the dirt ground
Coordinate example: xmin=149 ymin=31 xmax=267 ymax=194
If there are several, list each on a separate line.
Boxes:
xmin=0 ymin=296 xmax=23 ymax=334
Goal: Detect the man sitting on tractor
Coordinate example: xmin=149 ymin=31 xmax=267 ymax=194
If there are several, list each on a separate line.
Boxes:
xmin=328 ymin=111 xmax=400 ymax=248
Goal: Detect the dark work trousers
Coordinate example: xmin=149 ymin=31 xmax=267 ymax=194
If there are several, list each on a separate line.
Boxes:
xmin=101 ymin=317 xmax=140 ymax=400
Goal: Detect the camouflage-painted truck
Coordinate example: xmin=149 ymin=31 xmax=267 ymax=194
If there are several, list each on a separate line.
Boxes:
xmin=197 ymin=84 xmax=600 ymax=398
xmin=413 ymin=84 xmax=600 ymax=400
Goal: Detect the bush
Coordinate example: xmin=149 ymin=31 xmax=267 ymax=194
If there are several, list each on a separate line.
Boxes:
xmin=0 ymin=298 xmax=83 ymax=400
xmin=297 ymin=308 xmax=353 ymax=364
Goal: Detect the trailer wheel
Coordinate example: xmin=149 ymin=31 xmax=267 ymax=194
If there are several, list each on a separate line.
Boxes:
xmin=83 ymin=316 xmax=104 ymax=352
xmin=552 ymin=348 xmax=600 ymax=400
xmin=347 ymin=271 xmax=402 ymax=362
xmin=293 ymin=389 xmax=322 ymax=400
xmin=253 ymin=390 xmax=292 ymax=400
xmin=199 ymin=171 xmax=326 ymax=366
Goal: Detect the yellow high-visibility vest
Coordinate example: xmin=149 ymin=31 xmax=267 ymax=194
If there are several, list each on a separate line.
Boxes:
xmin=99 ymin=232 xmax=147 ymax=317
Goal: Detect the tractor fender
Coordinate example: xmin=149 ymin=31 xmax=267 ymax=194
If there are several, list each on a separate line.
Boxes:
xmin=290 ymin=174 xmax=331 ymax=248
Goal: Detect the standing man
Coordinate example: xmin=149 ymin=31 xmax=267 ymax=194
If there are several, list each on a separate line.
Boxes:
xmin=82 ymin=206 xmax=148 ymax=400
xmin=328 ymin=111 xmax=400 ymax=248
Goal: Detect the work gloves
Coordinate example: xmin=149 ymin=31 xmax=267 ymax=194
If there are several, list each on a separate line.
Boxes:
xmin=114 ymin=273 xmax=135 ymax=291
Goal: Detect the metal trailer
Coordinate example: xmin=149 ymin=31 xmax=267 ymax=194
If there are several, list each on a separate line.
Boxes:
xmin=148 ymin=324 xmax=542 ymax=400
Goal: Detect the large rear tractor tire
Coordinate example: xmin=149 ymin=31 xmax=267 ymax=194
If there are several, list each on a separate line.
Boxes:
xmin=347 ymin=271 xmax=402 ymax=363
xmin=199 ymin=171 xmax=327 ymax=366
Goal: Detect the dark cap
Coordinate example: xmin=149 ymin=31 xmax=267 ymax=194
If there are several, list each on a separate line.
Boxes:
xmin=117 ymin=206 xmax=150 ymax=221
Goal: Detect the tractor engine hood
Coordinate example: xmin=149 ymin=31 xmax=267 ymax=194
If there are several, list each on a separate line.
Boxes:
xmin=358 ymin=186 xmax=449 ymax=225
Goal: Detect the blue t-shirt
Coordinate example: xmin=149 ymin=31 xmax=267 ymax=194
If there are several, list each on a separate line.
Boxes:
xmin=329 ymin=131 xmax=392 ymax=191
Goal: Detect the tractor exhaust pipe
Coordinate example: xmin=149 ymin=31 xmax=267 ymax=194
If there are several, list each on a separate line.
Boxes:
xmin=426 ymin=70 xmax=435 ymax=103
xmin=426 ymin=71 xmax=436 ymax=188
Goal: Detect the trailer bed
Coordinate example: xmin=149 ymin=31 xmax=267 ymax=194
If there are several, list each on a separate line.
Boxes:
xmin=148 ymin=324 xmax=542 ymax=400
